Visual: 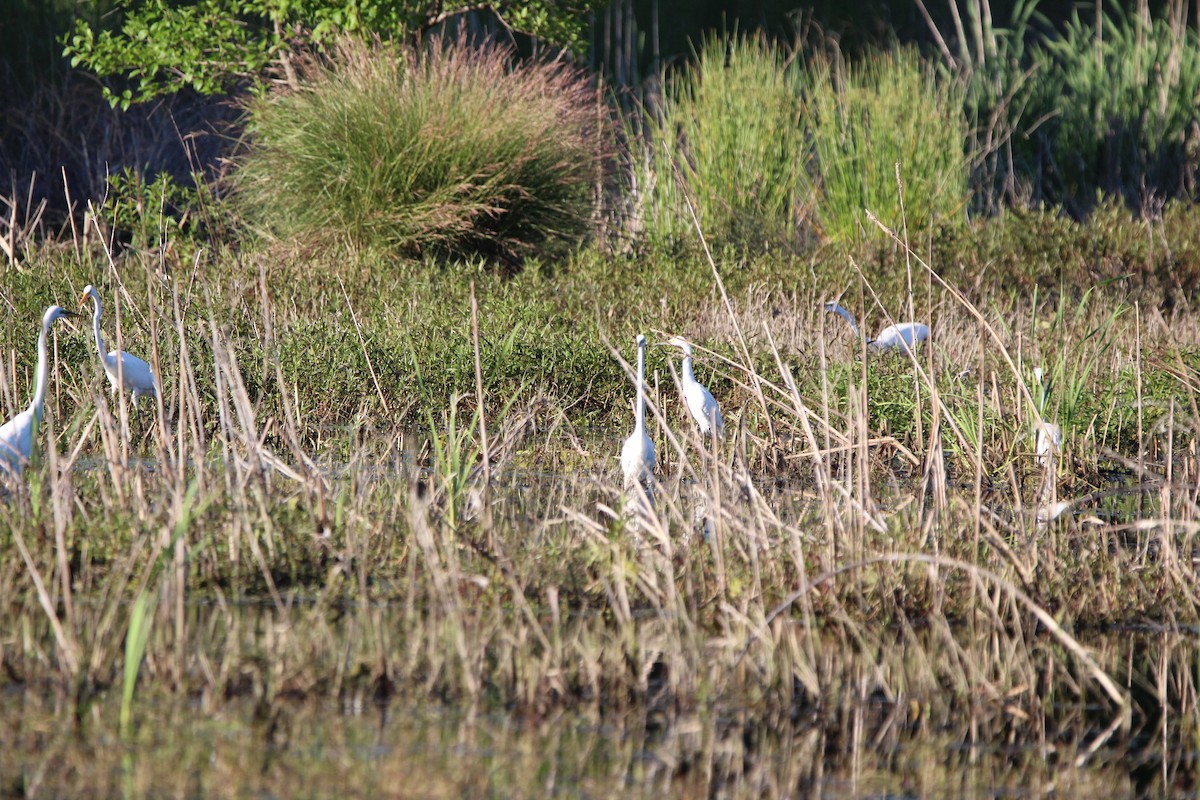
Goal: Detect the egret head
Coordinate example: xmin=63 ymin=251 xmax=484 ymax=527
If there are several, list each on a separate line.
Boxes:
xmin=43 ymin=305 xmax=78 ymax=330
xmin=822 ymin=301 xmax=861 ymax=336
xmin=665 ymin=335 xmax=693 ymax=355
xmin=79 ymin=284 xmax=99 ymax=309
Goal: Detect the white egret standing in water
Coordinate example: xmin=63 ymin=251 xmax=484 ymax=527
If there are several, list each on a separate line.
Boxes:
xmin=620 ymin=334 xmax=656 ymax=497
xmin=665 ymin=335 xmax=723 ymax=439
xmin=823 ymin=301 xmax=929 ymax=354
xmin=79 ymin=284 xmax=158 ymax=407
xmin=0 ymin=306 xmax=75 ymax=477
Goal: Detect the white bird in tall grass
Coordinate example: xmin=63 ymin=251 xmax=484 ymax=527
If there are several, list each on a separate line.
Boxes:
xmin=1032 ymin=368 xmax=1062 ymax=467
xmin=79 ymin=284 xmax=158 ymax=406
xmin=665 ymin=335 xmax=723 ymax=439
xmin=1035 ymin=421 xmax=1062 ymax=467
xmin=0 ymin=306 xmax=75 ymax=477
xmin=620 ymin=334 xmax=656 ymax=494
xmin=823 ymin=301 xmax=929 ymax=354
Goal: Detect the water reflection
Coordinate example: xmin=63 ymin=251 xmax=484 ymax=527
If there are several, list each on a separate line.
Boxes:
xmin=4 ymin=627 xmax=1196 ymax=798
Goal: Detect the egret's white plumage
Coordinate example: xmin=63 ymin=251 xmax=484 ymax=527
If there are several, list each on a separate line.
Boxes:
xmin=823 ymin=301 xmax=929 ymax=354
xmin=666 ymin=335 xmax=723 ymax=438
xmin=1032 ymin=368 xmax=1061 ymax=467
xmin=620 ymin=334 xmax=656 ymax=494
xmin=80 ymin=284 xmax=157 ymax=405
xmin=1035 ymin=421 xmax=1062 ymax=467
xmin=0 ymin=306 xmax=73 ymax=477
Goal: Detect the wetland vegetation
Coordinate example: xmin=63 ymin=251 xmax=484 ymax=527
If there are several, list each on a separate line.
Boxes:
xmin=4 ymin=0 xmax=1200 ymax=796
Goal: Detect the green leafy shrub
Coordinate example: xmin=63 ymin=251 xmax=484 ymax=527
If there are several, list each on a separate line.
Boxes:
xmin=102 ymin=166 xmax=213 ymax=251
xmin=633 ymin=33 xmax=808 ymax=252
xmin=803 ymin=47 xmax=969 ymax=242
xmin=63 ymin=0 xmax=601 ymax=109
xmin=231 ymin=37 xmax=605 ymax=263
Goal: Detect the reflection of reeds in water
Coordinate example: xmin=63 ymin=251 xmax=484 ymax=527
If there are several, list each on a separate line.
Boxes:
xmin=9 ymin=625 xmax=1191 ymax=796
xmin=8 ymin=626 xmax=1178 ymax=796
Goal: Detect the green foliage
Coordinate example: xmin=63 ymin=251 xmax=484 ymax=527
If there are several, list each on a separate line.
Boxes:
xmin=231 ymin=38 xmax=603 ymax=262
xmin=635 ymin=33 xmax=808 ymax=251
xmin=120 ymin=589 xmax=154 ymax=737
xmin=955 ymin=2 xmax=1200 ymax=210
xmin=1022 ymin=5 xmax=1200 ymax=209
xmin=1028 ymin=285 xmax=1125 ymax=437
xmin=64 ymin=0 xmax=280 ymax=108
xmin=102 ymin=166 xmax=212 ymax=250
xmin=951 ymin=0 xmax=1045 ymax=213
xmin=803 ymin=47 xmax=969 ymax=242
xmin=62 ymin=0 xmax=601 ymax=109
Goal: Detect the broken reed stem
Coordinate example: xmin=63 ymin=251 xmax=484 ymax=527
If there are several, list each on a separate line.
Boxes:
xmin=337 ymin=274 xmax=390 ymax=414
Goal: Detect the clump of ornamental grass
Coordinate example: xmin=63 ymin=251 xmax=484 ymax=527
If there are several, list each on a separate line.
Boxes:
xmin=232 ymin=36 xmax=606 ymax=264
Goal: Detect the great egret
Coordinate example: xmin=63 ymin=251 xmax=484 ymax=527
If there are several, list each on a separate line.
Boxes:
xmin=1035 ymin=421 xmax=1062 ymax=467
xmin=1032 ymin=367 xmax=1061 ymax=467
xmin=665 ymin=335 xmax=723 ymax=438
xmin=79 ymin=284 xmax=158 ymax=406
xmin=823 ymin=301 xmax=929 ymax=354
xmin=620 ymin=334 xmax=656 ymax=495
xmin=0 ymin=306 xmax=74 ymax=477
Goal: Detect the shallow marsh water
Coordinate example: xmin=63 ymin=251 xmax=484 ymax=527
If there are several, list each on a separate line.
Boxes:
xmin=4 ymin=624 xmax=1194 ymax=798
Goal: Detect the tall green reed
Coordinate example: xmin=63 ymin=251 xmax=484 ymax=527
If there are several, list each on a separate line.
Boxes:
xmin=803 ymin=47 xmax=969 ymax=242
xmin=632 ymin=33 xmax=808 ymax=252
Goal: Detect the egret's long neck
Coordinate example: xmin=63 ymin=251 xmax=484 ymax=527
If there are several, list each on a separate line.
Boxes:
xmin=830 ymin=304 xmax=862 ymax=337
xmin=90 ymin=295 xmax=107 ymax=357
xmin=681 ymin=353 xmax=695 ymax=384
xmin=29 ymin=317 xmax=52 ymax=423
xmin=634 ymin=341 xmax=647 ymax=432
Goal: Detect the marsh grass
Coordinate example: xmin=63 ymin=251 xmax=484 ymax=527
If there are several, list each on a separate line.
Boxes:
xmin=935 ymin=0 xmax=1200 ymax=212
xmin=1022 ymin=2 xmax=1200 ymax=211
xmin=803 ymin=47 xmax=970 ymax=242
xmin=2 ymin=173 xmax=1200 ymax=795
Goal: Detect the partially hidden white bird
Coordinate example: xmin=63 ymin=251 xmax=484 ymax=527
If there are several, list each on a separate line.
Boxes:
xmin=1035 ymin=421 xmax=1062 ymax=468
xmin=0 ymin=306 xmax=75 ymax=477
xmin=666 ymin=335 xmax=724 ymax=439
xmin=620 ymin=334 xmax=656 ymax=495
xmin=823 ymin=301 xmax=929 ymax=354
xmin=79 ymin=284 xmax=158 ymax=406
xmin=1032 ymin=367 xmax=1062 ymax=468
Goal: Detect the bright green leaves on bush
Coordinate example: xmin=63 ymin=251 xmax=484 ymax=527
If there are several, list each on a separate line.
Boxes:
xmin=65 ymin=0 xmax=281 ymax=108
xmin=63 ymin=0 xmax=602 ymax=110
